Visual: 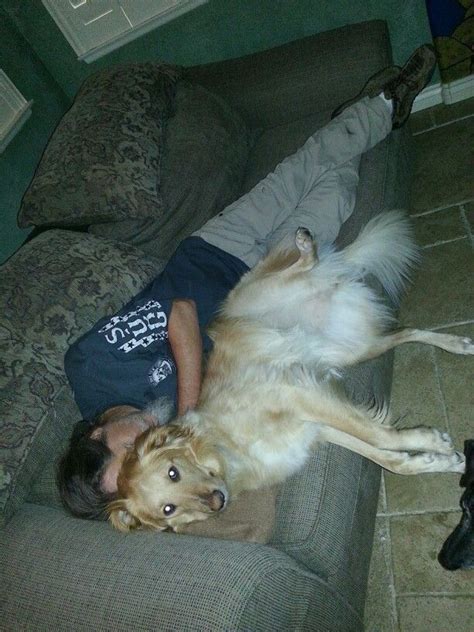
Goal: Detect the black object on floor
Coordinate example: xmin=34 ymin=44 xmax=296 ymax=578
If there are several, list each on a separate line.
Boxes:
xmin=438 ymin=439 xmax=474 ymax=570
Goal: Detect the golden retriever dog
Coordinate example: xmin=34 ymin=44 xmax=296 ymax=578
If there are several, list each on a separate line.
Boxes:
xmin=108 ymin=211 xmax=473 ymax=533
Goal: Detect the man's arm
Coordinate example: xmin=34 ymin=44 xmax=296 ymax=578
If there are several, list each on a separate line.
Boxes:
xmin=168 ymin=299 xmax=202 ymax=415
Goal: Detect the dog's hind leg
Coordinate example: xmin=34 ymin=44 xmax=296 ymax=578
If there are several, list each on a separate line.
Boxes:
xmin=353 ymin=328 xmax=474 ymax=362
xmin=316 ymin=425 xmax=465 ymax=475
xmin=230 ymin=227 xmax=317 ymax=292
xmin=290 ymin=385 xmax=456 ymax=455
xmin=255 ymin=226 xmax=317 ymax=277
xmin=320 ymin=414 xmax=456 ymax=455
xmin=220 ymin=227 xmax=319 ymax=322
xmin=294 ymin=227 xmax=317 ymax=268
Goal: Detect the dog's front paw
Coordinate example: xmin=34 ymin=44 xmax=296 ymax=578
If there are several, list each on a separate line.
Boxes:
xmin=458 ymin=336 xmax=474 ymax=355
xmin=417 ymin=451 xmax=465 ymax=473
xmin=439 ymin=334 xmax=474 ymax=355
xmin=433 ymin=429 xmax=455 ymax=454
xmin=452 ymin=451 xmax=466 ymax=473
xmin=413 ymin=427 xmax=455 ymax=454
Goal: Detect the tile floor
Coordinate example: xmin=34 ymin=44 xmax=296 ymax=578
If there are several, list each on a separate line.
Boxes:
xmin=364 ymin=97 xmax=474 ymax=631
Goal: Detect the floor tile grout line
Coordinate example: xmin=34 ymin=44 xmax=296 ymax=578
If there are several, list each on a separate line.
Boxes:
xmin=459 ymin=204 xmax=474 ymax=248
xmin=377 ymin=508 xmax=461 ymax=518
xmin=421 ymin=236 xmax=467 ymax=249
xmin=430 ymin=320 xmax=474 ymax=332
xmin=397 ymin=592 xmax=474 ymax=598
xmin=379 ymin=470 xmax=388 ymax=514
xmin=383 ymin=515 xmax=400 ymax=632
xmin=412 ymin=199 xmax=474 ymax=217
xmin=411 ymin=124 xmax=437 ymax=136
xmin=432 ymin=344 xmax=452 ymax=439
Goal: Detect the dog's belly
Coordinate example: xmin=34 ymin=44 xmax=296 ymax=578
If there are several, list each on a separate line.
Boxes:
xmin=223 ymin=418 xmax=321 ymax=488
xmin=251 ymin=423 xmax=320 ymax=478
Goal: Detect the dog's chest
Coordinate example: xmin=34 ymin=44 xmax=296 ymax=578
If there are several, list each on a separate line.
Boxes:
xmin=221 ymin=416 xmax=321 ymax=486
xmin=251 ymin=423 xmax=319 ymax=472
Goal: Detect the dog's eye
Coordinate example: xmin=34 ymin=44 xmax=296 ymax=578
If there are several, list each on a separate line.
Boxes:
xmin=168 ymin=466 xmax=180 ymax=482
xmin=163 ymin=504 xmax=176 ymax=516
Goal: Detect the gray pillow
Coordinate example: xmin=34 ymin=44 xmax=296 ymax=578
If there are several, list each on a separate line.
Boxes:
xmin=18 ymin=63 xmax=180 ymax=228
xmin=89 ymin=81 xmax=251 ymax=261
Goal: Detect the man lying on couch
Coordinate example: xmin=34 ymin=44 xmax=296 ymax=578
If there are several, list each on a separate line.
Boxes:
xmin=58 ymin=45 xmax=436 ymax=521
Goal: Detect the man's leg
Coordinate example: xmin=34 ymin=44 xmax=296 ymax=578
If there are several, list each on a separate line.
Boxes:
xmin=331 ymin=44 xmax=436 ymax=128
xmin=193 ymin=45 xmax=436 ymax=268
xmin=269 ymin=44 xmax=436 ymax=249
xmin=193 ymin=96 xmax=391 ymax=268
xmin=265 ymin=155 xmax=361 ymax=253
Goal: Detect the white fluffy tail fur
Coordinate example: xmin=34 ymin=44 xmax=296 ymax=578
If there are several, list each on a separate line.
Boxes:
xmin=341 ymin=210 xmax=420 ymax=303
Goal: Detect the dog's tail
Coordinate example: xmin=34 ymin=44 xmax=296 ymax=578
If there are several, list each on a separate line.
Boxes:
xmin=342 ymin=210 xmax=420 ymax=303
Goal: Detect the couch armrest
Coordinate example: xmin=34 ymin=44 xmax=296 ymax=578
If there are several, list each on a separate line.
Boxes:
xmin=268 ymin=122 xmax=414 ymax=617
xmin=0 ymin=230 xmax=163 ymax=527
xmin=1 ymin=504 xmax=365 ymax=631
xmin=184 ymin=20 xmax=392 ymax=128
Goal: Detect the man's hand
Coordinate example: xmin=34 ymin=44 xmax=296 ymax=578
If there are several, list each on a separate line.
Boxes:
xmin=168 ymin=299 xmax=202 ymax=415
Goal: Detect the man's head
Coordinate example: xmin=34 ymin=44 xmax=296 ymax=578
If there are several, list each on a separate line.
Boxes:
xmin=57 ymin=400 xmax=173 ymax=519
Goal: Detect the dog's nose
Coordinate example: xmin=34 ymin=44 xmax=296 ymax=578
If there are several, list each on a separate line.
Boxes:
xmin=206 ymin=489 xmax=226 ymax=512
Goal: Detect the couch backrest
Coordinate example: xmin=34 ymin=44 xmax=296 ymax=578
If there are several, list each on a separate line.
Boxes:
xmin=184 ymin=20 xmax=391 ymax=129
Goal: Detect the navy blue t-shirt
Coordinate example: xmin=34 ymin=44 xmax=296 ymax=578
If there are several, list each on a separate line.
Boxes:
xmin=65 ymin=237 xmax=249 ymax=420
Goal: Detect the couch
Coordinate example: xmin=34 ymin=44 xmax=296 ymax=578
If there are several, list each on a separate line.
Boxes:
xmin=0 ymin=21 xmax=414 ymax=631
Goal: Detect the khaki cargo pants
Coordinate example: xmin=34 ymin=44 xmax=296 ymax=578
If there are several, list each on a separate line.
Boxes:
xmin=193 ymin=97 xmax=392 ymax=268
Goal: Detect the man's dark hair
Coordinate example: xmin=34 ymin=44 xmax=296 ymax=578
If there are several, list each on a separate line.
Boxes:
xmin=56 ymin=417 xmax=117 ymax=520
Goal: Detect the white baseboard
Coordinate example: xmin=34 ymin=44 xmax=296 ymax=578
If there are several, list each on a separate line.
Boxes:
xmin=412 ymin=83 xmax=442 ymax=112
xmin=441 ymin=73 xmax=474 ymax=104
xmin=412 ymin=73 xmax=474 ymax=112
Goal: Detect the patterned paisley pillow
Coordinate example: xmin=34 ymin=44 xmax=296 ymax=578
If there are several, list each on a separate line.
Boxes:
xmin=18 ymin=63 xmax=180 ymax=228
xmin=0 ymin=229 xmax=163 ymax=526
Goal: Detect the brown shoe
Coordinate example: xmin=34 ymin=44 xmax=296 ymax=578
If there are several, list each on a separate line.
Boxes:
xmin=385 ymin=44 xmax=437 ymax=128
xmin=331 ymin=65 xmax=401 ymax=120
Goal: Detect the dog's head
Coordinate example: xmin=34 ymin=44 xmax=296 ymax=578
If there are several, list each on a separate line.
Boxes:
xmin=438 ymin=439 xmax=474 ymax=570
xmin=107 ymin=422 xmax=228 ymax=533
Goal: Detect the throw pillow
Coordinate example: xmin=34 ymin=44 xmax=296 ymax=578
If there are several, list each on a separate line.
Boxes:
xmin=89 ymin=81 xmax=251 ymax=261
xmin=18 ymin=63 xmax=180 ymax=228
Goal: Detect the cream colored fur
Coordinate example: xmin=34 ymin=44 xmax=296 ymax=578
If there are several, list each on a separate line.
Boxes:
xmin=108 ymin=211 xmax=473 ymax=533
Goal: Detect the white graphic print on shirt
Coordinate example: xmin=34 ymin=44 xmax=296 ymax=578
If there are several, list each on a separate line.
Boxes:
xmin=98 ymin=300 xmax=168 ymax=353
xmin=148 ymin=357 xmax=175 ymax=385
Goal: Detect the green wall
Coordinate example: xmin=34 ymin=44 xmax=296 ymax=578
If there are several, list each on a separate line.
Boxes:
xmin=0 ymin=6 xmax=69 ymax=264
xmin=0 ymin=0 xmax=434 ymax=263
xmin=4 ymin=0 xmax=434 ymax=99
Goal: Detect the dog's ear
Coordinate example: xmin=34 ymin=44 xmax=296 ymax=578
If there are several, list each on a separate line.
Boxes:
xmin=107 ymin=499 xmax=141 ymax=532
xmin=186 ymin=436 xmax=224 ymax=477
xmin=135 ymin=426 xmax=171 ymax=457
xmin=135 ymin=424 xmax=192 ymax=458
